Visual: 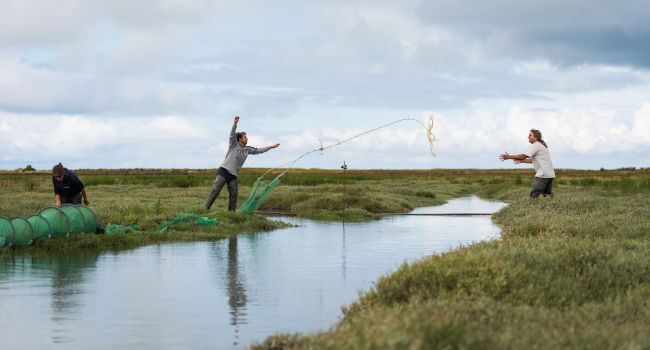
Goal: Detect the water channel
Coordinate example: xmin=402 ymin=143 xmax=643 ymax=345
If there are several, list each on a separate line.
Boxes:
xmin=0 ymin=195 xmax=506 ymax=349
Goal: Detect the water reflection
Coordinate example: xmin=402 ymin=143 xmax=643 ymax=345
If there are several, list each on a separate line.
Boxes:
xmin=0 ymin=253 xmax=98 ymax=346
xmin=0 ymin=196 xmax=507 ymax=349
xmin=341 ymin=222 xmax=347 ymax=280
xmin=211 ymin=238 xmax=249 ymax=347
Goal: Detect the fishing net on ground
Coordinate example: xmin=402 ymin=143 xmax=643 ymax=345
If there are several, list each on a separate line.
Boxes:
xmin=152 ymin=212 xmax=217 ymax=231
xmin=103 ymin=212 xmax=218 ymax=234
xmin=103 ymin=223 xmax=139 ymax=235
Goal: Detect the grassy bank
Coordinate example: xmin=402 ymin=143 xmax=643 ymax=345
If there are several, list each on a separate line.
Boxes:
xmin=252 ymin=178 xmax=650 ymax=349
xmin=2 ymin=168 xmax=648 ymax=254
xmin=1 ymin=168 xmax=505 ymax=254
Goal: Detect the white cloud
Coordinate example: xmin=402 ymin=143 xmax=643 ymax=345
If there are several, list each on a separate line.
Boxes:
xmin=102 ymin=30 xmax=190 ymax=75
xmin=632 ymin=103 xmax=650 ymax=144
xmin=0 ymin=1 xmax=649 ymax=169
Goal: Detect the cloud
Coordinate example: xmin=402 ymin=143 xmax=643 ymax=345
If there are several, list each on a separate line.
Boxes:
xmin=1 ymin=104 xmax=649 ymax=170
xmin=631 ymin=103 xmax=650 ymax=143
xmin=0 ymin=1 xmax=649 ymax=170
xmin=0 ymin=113 xmax=213 ymax=168
xmin=0 ymin=53 xmax=225 ymax=115
xmin=416 ymin=0 xmax=650 ymax=68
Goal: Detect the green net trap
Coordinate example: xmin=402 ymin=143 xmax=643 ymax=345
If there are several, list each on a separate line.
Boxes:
xmin=1 ymin=205 xmax=99 ymax=248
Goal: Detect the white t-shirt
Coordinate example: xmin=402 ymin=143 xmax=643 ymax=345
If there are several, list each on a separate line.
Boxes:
xmin=525 ymin=142 xmax=555 ymax=178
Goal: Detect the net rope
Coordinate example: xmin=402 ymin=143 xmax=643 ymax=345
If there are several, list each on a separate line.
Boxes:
xmin=236 ymin=116 xmax=436 ymax=214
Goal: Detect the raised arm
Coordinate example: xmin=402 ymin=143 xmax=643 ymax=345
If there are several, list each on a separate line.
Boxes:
xmin=229 ymin=116 xmax=239 ymax=146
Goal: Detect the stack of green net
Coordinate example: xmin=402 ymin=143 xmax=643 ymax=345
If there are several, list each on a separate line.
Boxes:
xmin=0 ymin=205 xmax=99 ymax=248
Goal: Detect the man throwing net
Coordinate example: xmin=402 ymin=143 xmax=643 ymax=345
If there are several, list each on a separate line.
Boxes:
xmin=205 ymin=116 xmax=280 ymax=211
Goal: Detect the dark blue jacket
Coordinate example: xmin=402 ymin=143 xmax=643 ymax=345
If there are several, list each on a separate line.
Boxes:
xmin=52 ymin=169 xmax=84 ymax=198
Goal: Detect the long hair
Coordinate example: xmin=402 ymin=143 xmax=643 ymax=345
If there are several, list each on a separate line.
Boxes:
xmin=530 ymin=129 xmax=547 ymax=148
xmin=52 ymin=162 xmax=65 ymax=176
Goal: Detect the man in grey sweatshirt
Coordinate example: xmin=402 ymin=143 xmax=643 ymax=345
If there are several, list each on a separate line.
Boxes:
xmin=205 ymin=116 xmax=280 ymax=211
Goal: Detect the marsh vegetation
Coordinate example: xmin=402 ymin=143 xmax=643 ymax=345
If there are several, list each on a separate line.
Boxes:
xmin=2 ymin=167 xmax=650 ymax=348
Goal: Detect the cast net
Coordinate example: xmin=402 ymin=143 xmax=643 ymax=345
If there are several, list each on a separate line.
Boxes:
xmin=235 ymin=115 xmax=437 ymax=215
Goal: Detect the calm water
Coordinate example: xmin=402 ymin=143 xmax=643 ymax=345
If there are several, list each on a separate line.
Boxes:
xmin=0 ymin=195 xmax=506 ymax=350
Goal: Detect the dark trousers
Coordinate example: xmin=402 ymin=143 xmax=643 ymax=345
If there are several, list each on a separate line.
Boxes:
xmin=205 ymin=173 xmax=238 ymax=211
xmin=530 ymin=177 xmax=554 ymax=199
xmin=61 ymin=193 xmax=82 ymax=205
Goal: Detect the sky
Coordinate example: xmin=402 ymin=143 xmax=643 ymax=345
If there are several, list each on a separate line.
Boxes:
xmin=1 ymin=0 xmax=649 ymax=171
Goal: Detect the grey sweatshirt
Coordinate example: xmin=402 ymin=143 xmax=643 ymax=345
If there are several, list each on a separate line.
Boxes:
xmin=220 ymin=124 xmax=270 ymax=176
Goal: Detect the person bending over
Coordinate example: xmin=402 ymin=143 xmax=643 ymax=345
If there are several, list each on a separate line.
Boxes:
xmin=500 ymin=129 xmax=555 ymax=199
xmin=205 ymin=116 xmax=280 ymax=211
xmin=52 ymin=163 xmax=90 ymax=207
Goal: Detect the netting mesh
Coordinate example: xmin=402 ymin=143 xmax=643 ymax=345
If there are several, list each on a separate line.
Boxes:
xmin=10 ymin=217 xmax=34 ymax=247
xmin=27 ymin=215 xmax=52 ymax=240
xmin=104 ymin=224 xmax=139 ymax=235
xmin=103 ymin=212 xmax=217 ymax=234
xmin=38 ymin=207 xmax=71 ymax=238
xmin=0 ymin=216 xmax=15 ymax=247
xmin=59 ymin=205 xmax=86 ymax=235
xmin=1 ymin=205 xmax=99 ymax=248
xmin=236 ymin=171 xmax=287 ymax=215
xmin=153 ymin=212 xmax=217 ymax=231
xmin=76 ymin=206 xmax=98 ymax=234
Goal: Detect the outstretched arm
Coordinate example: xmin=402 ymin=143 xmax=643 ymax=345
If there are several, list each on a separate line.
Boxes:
xmin=247 ymin=143 xmax=280 ymax=155
xmin=500 ymin=152 xmax=529 ymax=161
xmin=514 ymin=159 xmax=532 ymax=164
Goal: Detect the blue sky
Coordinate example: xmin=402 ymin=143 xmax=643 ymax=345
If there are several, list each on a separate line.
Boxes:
xmin=1 ymin=0 xmax=649 ymax=170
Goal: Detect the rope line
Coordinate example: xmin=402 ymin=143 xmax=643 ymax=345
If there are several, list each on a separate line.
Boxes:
xmin=261 ymin=115 xmax=436 ymax=178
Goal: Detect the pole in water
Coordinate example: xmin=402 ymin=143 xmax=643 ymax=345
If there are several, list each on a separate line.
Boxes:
xmin=341 ymin=161 xmax=348 ymax=220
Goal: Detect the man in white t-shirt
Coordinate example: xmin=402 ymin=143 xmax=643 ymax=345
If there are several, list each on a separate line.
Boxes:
xmin=500 ymin=129 xmax=556 ymax=199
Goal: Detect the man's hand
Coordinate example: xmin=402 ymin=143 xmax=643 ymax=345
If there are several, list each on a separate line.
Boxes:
xmin=234 ymin=116 xmax=240 ymax=125
xmin=269 ymin=143 xmax=280 ymax=149
xmin=499 ymin=152 xmax=510 ymax=161
xmin=514 ymin=159 xmax=523 ymax=164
